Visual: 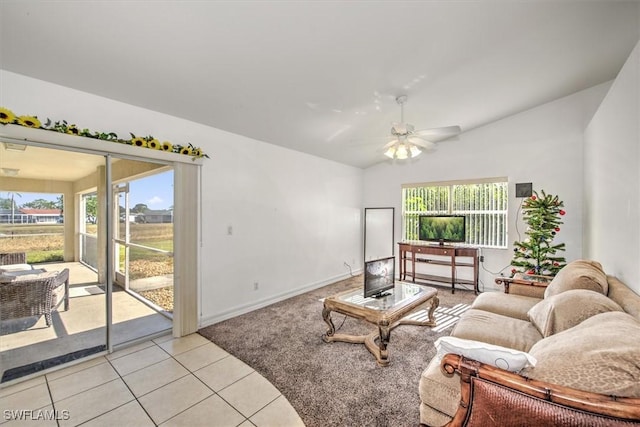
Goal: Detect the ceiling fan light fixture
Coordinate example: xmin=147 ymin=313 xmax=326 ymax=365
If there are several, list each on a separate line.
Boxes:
xmin=396 ymin=143 xmax=409 ymax=159
xmin=380 ymin=94 xmax=461 ymax=162
xmin=384 ymin=146 xmax=396 ymax=159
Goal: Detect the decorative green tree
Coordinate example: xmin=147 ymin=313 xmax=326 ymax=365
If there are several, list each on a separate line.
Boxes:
xmin=511 ymin=190 xmax=567 ymax=276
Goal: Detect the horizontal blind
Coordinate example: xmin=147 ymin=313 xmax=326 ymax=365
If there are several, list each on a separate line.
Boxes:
xmin=402 ymin=180 xmax=508 ymax=248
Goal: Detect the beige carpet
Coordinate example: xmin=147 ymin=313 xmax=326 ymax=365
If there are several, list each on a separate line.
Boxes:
xmin=199 ymin=275 xmax=477 ymax=427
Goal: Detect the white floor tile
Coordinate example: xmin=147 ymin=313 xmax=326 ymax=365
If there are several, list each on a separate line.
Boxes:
xmin=45 ymin=356 xmax=108 ymax=382
xmin=56 ymin=379 xmax=135 ymax=427
xmin=109 ymin=344 xmax=170 ymax=376
xmin=48 ymin=361 xmax=119 ymax=402
xmin=218 ymin=371 xmax=281 ymax=418
xmin=123 ymin=358 xmax=190 ymax=397
xmin=159 ymin=394 xmax=245 ymax=427
xmin=250 ymin=395 xmax=305 ymax=427
xmin=0 ymin=382 xmax=51 ymax=415
xmin=0 ymin=376 xmax=46 ymax=398
xmin=1 ymin=336 xmax=304 ymax=427
xmin=157 ymin=333 xmax=210 ymax=356
xmin=173 ymin=342 xmax=228 ymax=371
xmin=194 ymin=355 xmax=253 ymax=392
xmin=1 ymin=405 xmax=59 ymax=426
xmin=151 ymin=333 xmax=174 ymax=345
xmin=106 ymin=340 xmax=155 ymax=361
xmin=81 ymin=401 xmax=155 ymax=427
xmin=138 ymin=374 xmax=213 ymax=425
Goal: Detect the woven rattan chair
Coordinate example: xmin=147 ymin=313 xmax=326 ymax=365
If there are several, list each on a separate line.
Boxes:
xmin=0 ymin=252 xmax=27 ymax=266
xmin=441 ymin=354 xmax=640 ymax=426
xmin=0 ymin=268 xmax=70 ymax=326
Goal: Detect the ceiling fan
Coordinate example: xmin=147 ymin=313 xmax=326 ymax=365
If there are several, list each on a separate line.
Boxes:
xmin=383 ymin=95 xmax=461 ymax=160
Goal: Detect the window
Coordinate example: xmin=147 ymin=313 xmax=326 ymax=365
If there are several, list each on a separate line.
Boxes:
xmin=402 ymin=178 xmax=508 ymax=248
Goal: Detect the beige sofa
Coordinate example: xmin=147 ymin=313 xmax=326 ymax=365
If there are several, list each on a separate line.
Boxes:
xmin=419 ymin=260 xmax=640 ymax=426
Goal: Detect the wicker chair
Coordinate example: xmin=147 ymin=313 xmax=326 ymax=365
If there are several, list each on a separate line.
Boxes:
xmin=441 ymin=354 xmax=640 ymax=426
xmin=0 ymin=252 xmax=27 ymax=266
xmin=0 ymin=268 xmax=70 ymax=326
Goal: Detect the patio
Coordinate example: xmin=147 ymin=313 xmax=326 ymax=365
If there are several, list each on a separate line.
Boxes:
xmin=0 ymin=261 xmax=172 ymax=384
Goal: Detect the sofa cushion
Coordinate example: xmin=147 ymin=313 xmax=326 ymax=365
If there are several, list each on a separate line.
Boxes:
xmin=521 ymin=311 xmax=640 ymax=397
xmin=607 ymin=275 xmax=640 ymax=321
xmin=451 ymin=309 xmax=543 ymax=352
xmin=435 ymin=336 xmax=536 ymax=372
xmin=544 ymin=259 xmax=608 ymax=298
xmin=419 ymin=356 xmax=461 ymax=419
xmin=471 ymin=292 xmax=540 ymax=321
xmin=528 ymin=289 xmax=624 ymax=337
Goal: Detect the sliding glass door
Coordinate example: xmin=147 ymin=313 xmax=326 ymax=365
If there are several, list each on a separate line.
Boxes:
xmin=0 ymin=143 xmax=108 ymax=382
xmin=0 ymin=142 xmax=174 ymax=383
xmin=110 ymin=163 xmax=174 ymax=346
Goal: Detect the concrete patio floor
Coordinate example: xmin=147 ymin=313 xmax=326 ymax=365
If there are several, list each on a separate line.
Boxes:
xmin=1 ymin=262 xmax=172 ymax=384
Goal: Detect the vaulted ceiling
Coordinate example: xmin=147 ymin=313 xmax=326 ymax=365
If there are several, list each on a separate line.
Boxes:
xmin=1 ymin=1 xmax=639 ymax=168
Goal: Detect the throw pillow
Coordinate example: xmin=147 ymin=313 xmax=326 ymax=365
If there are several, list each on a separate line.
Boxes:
xmin=544 ymin=259 xmax=608 ymax=298
xmin=521 ymin=311 xmax=640 ymax=397
xmin=434 ymin=336 xmax=536 ymax=372
xmin=528 ymin=289 xmax=623 ymax=337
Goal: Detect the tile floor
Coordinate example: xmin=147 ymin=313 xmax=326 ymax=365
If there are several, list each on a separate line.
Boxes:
xmin=0 ymin=333 xmax=304 ymax=427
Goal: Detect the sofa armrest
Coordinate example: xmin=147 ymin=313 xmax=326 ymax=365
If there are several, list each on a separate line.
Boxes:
xmin=440 ymin=354 xmax=640 ymax=426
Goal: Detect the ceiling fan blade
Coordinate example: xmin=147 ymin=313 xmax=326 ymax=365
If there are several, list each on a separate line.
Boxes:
xmin=383 ymin=139 xmax=399 ymax=149
xmin=408 ymin=137 xmax=435 ymax=150
xmin=414 ymin=125 xmax=461 ymax=137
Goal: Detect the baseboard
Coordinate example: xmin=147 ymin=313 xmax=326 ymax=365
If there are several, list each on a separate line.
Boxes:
xmin=198 ymin=269 xmax=362 ymax=328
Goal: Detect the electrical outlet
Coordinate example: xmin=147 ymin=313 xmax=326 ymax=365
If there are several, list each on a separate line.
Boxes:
xmin=253 ymin=282 xmax=259 ymax=291
xmin=479 ymin=255 xmax=485 ymax=262
xmin=227 ymin=225 xmax=233 ymax=235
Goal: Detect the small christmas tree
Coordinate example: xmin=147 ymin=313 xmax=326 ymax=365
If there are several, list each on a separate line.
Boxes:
xmin=511 ymin=190 xmax=566 ymax=276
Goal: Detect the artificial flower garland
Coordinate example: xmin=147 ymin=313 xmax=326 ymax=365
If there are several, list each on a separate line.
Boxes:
xmin=0 ymin=107 xmax=208 ymax=158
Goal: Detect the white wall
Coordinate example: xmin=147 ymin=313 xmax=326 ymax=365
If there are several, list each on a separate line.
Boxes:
xmin=363 ymin=82 xmax=610 ymax=292
xmin=0 ymin=70 xmax=364 ymax=325
xmin=584 ymin=40 xmax=640 ymax=293
xmin=201 ymin=132 xmax=363 ymax=323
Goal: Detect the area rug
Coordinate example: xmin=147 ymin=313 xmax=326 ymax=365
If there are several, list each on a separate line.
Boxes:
xmin=198 ymin=275 xmax=477 ymax=427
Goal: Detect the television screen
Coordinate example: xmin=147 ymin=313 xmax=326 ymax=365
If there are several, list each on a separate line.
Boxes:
xmin=418 ymin=215 xmax=466 ymax=244
xmin=364 ymin=256 xmax=395 ymax=298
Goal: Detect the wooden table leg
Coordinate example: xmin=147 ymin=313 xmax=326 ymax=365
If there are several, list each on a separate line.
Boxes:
xmin=376 ymin=321 xmax=391 ymax=366
xmin=427 ymin=295 xmax=439 ymax=325
xmin=321 ymin=305 xmax=336 ymax=342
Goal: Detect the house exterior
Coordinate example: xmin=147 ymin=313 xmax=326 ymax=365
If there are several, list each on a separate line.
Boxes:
xmin=0 ymin=208 xmax=61 ymax=224
xmin=135 ymin=209 xmax=173 ymax=224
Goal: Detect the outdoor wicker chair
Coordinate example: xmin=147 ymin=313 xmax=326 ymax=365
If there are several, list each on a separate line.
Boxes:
xmin=0 ymin=252 xmax=27 ymax=266
xmin=0 ymin=268 xmax=70 ymax=327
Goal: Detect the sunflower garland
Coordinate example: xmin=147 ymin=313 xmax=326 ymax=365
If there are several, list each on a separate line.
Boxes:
xmin=0 ymin=107 xmax=209 ymax=159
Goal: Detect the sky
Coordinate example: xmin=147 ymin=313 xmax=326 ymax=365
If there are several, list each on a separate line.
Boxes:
xmin=4 ymin=170 xmax=174 ymax=210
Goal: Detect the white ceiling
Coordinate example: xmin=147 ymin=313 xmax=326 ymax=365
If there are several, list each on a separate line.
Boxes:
xmin=1 ymin=1 xmax=639 ymax=169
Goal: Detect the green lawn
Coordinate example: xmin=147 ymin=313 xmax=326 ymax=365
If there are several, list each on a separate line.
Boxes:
xmin=1 ymin=223 xmax=174 ymax=267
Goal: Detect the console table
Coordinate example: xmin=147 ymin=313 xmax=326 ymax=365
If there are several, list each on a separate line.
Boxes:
xmin=398 ymin=242 xmax=479 ymax=294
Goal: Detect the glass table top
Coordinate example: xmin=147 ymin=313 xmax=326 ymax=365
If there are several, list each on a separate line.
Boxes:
xmin=336 ymin=281 xmax=431 ymax=311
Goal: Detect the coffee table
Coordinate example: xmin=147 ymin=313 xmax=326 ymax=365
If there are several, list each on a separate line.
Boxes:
xmin=322 ymin=282 xmax=439 ymax=366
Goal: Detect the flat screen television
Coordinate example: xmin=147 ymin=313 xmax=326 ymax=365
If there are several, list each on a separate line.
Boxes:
xmin=418 ymin=215 xmax=466 ymax=245
xmin=364 ymin=256 xmax=395 ymax=298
